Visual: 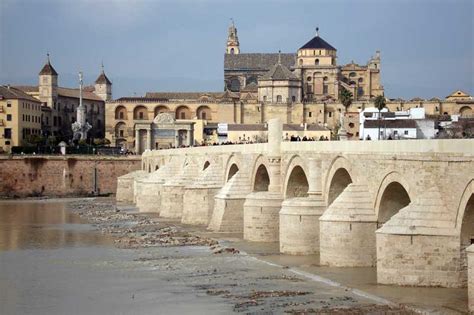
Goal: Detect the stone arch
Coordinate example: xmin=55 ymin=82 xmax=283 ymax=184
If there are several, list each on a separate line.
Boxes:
xmin=133 ymin=105 xmax=148 ymax=120
xmin=456 ymin=180 xmax=474 ymax=286
xmin=114 ymin=122 xmax=127 ymax=138
xmin=154 ymin=105 xmax=169 ymax=117
xmin=324 ymin=156 xmax=353 ymax=206
xmin=227 ymin=164 xmax=239 ymax=181
xmin=459 ymin=106 xmax=472 ymax=117
xmin=196 ymin=105 xmax=212 ymax=120
xmin=253 ymin=164 xmax=270 ymax=192
xmin=223 ymin=154 xmax=241 ymax=182
xmin=374 ymin=171 xmax=411 ymax=224
xmin=282 ymin=155 xmax=309 ymax=199
xmin=175 ymin=105 xmax=191 ymax=120
xmin=115 ymin=105 xmax=127 ymax=120
xmin=285 ymin=166 xmax=309 ymax=198
xmin=373 ymin=172 xmax=411 ymax=228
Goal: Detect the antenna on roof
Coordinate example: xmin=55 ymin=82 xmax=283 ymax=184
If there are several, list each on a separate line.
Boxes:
xmin=316 ymin=27 xmax=320 ymax=37
xmin=230 ymin=17 xmax=234 ymax=27
xmin=101 ymin=60 xmax=104 ymax=73
xmin=47 ymin=52 xmax=50 ymax=63
xmin=278 ymin=50 xmax=281 ymax=64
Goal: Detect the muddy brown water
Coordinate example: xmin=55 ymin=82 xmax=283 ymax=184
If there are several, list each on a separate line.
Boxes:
xmin=0 ymin=199 xmax=468 ymax=314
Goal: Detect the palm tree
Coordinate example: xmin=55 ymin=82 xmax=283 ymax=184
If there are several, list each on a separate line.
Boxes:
xmin=338 ymin=87 xmax=353 ymax=139
xmin=374 ymin=95 xmax=386 ymax=140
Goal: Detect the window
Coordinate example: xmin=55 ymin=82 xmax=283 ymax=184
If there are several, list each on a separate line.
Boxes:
xmin=263 ymin=96 xmax=267 ymax=102
xmin=328 ymin=112 xmax=332 ymax=118
xmin=358 ymin=78 xmax=363 ymax=83
xmin=6 ymin=114 xmax=11 ymax=121
xmin=230 ymin=48 xmax=235 ymax=54
xmin=7 ymin=102 xmax=11 ymax=108
xmin=292 ymin=96 xmax=296 ymax=102
xmin=5 ymin=141 xmax=10 ymax=145
xmin=404 ymin=130 xmax=408 ymax=135
xmin=119 ymin=112 xmax=124 ymax=119
xmin=119 ymin=130 xmax=124 ymax=137
xmin=276 ymin=95 xmax=282 ymax=103
xmin=299 ymin=59 xmax=303 ymax=66
xmin=323 ymin=84 xmax=328 ymax=94
xmin=309 ymin=112 xmax=312 ymax=117
xmin=307 ymin=76 xmax=312 ymax=82
xmin=201 ymin=112 xmax=206 ymax=120
xmin=349 ymin=122 xmax=354 ymax=128
xmin=53 ymin=116 xmax=57 ymax=126
xmin=394 ymin=130 xmax=398 ymax=135
xmin=4 ymin=128 xmax=11 ymax=139
xmin=315 ymin=59 xmax=319 ymax=65
xmin=139 ymin=112 xmax=144 ymax=120
xmin=180 ymin=112 xmax=185 ymax=119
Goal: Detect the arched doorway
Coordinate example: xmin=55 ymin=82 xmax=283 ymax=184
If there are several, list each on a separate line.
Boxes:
xmin=327 ymin=168 xmax=352 ymax=206
xmin=377 ymin=182 xmax=411 ymax=226
xmin=254 ymin=164 xmax=270 ymax=191
xmin=227 ymin=164 xmax=239 ymax=181
xmin=461 ymin=194 xmax=474 ymax=286
xmin=286 ymin=166 xmax=309 ymax=198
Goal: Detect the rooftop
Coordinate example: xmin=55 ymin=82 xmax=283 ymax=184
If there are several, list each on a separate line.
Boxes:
xmin=224 ymin=53 xmax=295 ymax=71
xmin=0 ymin=86 xmax=42 ymax=102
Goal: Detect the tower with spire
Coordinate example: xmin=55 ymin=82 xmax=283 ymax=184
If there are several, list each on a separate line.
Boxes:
xmin=94 ymin=63 xmax=112 ymax=101
xmin=226 ymin=19 xmax=240 ymax=55
xmin=38 ymin=53 xmax=58 ymax=107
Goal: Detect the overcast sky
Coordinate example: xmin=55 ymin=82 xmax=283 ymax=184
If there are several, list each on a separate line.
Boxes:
xmin=1 ymin=0 xmax=472 ymax=99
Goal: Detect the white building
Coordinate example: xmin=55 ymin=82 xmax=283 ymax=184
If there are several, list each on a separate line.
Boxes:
xmin=360 ymin=107 xmax=434 ymax=140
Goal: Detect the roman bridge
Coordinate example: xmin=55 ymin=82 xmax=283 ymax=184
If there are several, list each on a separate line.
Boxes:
xmin=117 ymin=119 xmax=474 ymax=296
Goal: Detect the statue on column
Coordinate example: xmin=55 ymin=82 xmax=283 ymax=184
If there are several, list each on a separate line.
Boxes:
xmin=72 ymin=72 xmax=92 ymax=141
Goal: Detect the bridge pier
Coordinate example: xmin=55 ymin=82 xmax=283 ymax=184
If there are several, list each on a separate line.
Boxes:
xmin=208 ymin=167 xmax=252 ymax=233
xmin=243 ymin=191 xmax=283 ymax=242
xmin=320 ymin=183 xmax=378 ymax=267
xmin=468 ymin=245 xmax=474 ymax=312
xmin=279 ymin=197 xmax=325 ymax=254
xmin=377 ymin=187 xmax=464 ymax=287
xmin=135 ymin=162 xmax=181 ymax=213
xmin=160 ymin=162 xmax=200 ymax=219
xmin=116 ymin=170 xmax=147 ymax=204
xmin=280 ymin=158 xmax=326 ymax=255
xmin=182 ymin=162 xmax=224 ymax=225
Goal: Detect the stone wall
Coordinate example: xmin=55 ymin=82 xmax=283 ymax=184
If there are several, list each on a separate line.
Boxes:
xmin=0 ymin=155 xmax=140 ymax=197
xmin=468 ymin=245 xmax=474 ymax=312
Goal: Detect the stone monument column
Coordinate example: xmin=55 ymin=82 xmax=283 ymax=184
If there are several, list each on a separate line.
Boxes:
xmin=135 ymin=128 xmax=140 ymax=153
xmin=267 ymin=118 xmax=282 ymax=192
xmin=146 ymin=128 xmax=151 ymax=151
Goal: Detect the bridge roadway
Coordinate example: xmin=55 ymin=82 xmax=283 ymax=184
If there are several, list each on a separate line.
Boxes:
xmin=117 ymin=119 xmax=474 ymax=308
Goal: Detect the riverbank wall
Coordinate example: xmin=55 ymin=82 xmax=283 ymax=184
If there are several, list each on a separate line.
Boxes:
xmin=0 ymin=155 xmax=141 ymax=197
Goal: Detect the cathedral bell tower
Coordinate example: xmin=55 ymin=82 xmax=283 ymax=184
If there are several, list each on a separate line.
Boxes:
xmin=226 ymin=19 xmax=240 ymax=55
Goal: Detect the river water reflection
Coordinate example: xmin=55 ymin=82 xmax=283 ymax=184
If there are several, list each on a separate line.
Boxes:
xmin=0 ymin=200 xmax=111 ymax=251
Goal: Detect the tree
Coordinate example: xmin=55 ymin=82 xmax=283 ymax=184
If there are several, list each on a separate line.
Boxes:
xmin=374 ymin=95 xmax=386 ymax=140
xmin=339 ymin=87 xmax=353 ymax=112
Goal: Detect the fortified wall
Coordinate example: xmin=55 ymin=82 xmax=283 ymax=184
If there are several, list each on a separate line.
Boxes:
xmin=0 ymin=155 xmax=141 ymax=197
xmin=118 ymin=119 xmax=473 ymax=307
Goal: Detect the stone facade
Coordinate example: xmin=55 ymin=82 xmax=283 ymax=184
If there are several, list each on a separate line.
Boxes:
xmin=0 ymin=155 xmax=140 ymax=197
xmin=468 ymin=245 xmax=474 ymax=312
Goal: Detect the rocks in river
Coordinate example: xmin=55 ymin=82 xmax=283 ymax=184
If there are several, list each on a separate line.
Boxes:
xmin=67 ymin=199 xmax=218 ymax=249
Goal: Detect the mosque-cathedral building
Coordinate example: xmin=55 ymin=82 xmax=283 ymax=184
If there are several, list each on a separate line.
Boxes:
xmin=103 ymin=22 xmax=472 ymax=153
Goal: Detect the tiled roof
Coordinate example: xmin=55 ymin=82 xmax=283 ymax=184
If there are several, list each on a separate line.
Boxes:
xmin=145 ymin=92 xmax=223 ymax=100
xmin=299 ymin=35 xmax=336 ymax=50
xmin=283 ymin=123 xmax=327 ymax=131
xmin=39 ymin=61 xmax=58 ymax=76
xmin=228 ymin=124 xmax=267 ymax=131
xmin=261 ymin=63 xmax=298 ymax=81
xmin=0 ymin=86 xmax=41 ymax=102
xmin=224 ymin=53 xmax=295 ymax=71
xmin=14 ymin=85 xmax=39 ymax=93
xmin=95 ymin=72 xmax=112 ymax=85
xmin=364 ymin=119 xmax=417 ymax=129
xmin=241 ymin=82 xmax=258 ymax=92
xmin=57 ymin=87 xmax=103 ymax=101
